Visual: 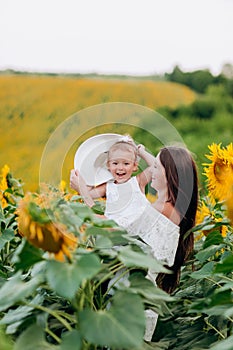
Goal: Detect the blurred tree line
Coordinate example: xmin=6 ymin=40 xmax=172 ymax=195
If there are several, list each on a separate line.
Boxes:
xmin=165 ymin=63 xmax=233 ymax=94
xmin=161 ymin=63 xmax=233 ymax=120
xmin=133 ymin=63 xmax=233 ymax=189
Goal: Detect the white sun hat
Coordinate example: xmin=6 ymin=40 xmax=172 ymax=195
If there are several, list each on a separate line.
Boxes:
xmin=74 ymin=133 xmax=135 ymax=186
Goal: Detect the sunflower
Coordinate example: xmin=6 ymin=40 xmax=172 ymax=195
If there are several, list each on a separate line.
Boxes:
xmin=59 ymin=180 xmax=67 ymax=193
xmin=195 ymin=200 xmax=211 ymax=225
xmin=16 ymin=193 xmax=78 ymax=261
xmin=195 ymin=199 xmax=228 ymax=238
xmin=203 ymin=143 xmax=233 ymax=201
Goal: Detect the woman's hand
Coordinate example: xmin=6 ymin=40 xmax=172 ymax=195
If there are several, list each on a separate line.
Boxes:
xmin=70 ymin=169 xmax=80 ymax=192
xmin=70 ymin=169 xmax=95 ymax=207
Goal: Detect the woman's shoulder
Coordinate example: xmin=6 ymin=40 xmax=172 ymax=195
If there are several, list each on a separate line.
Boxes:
xmin=152 ymin=201 xmax=180 ymax=226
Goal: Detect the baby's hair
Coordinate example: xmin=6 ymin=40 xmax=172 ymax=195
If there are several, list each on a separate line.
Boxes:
xmin=108 ymin=140 xmax=138 ymax=162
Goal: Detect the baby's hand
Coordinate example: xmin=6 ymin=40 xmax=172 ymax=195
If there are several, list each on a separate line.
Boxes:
xmin=137 ymin=144 xmax=145 ymax=156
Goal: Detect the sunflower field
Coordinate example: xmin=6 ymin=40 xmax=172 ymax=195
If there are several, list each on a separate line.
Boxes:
xmin=0 ymin=74 xmax=196 ymax=192
xmin=0 ymin=142 xmax=232 ymax=350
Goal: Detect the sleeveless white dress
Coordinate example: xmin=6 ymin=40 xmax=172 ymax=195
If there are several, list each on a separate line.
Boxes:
xmin=105 ymin=176 xmax=150 ymax=227
xmin=104 ymin=176 xmax=180 ymax=341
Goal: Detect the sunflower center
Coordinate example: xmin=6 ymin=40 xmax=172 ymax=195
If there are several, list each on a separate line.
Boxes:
xmin=214 ymin=161 xmax=233 ymax=184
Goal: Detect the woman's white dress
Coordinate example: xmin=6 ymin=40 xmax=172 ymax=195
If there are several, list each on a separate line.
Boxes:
xmin=104 ymin=176 xmax=180 ymax=341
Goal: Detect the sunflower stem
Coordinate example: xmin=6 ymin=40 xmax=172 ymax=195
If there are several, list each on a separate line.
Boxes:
xmin=93 ymin=262 xmax=125 ymax=291
xmin=45 ymin=326 xmax=61 ymax=344
xmin=56 ymin=311 xmax=77 ymax=324
xmin=220 ymin=274 xmax=233 ymax=282
xmin=205 ymin=318 xmax=225 ymax=339
xmin=103 ymin=267 xmax=133 ymax=301
xmin=6 ymin=241 xmax=10 ymax=256
xmin=25 ymin=303 xmax=72 ymax=331
xmin=205 ymin=276 xmax=222 ymax=288
xmin=78 ymin=280 xmax=87 ymax=311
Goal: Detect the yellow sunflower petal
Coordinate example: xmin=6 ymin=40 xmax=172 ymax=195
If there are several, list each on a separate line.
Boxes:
xmin=221 ymin=225 xmax=227 ymax=238
xmin=54 ymin=250 xmax=65 ymax=262
xmin=29 ymin=221 xmax=37 ymax=239
xmin=49 ymin=224 xmax=60 ymax=242
xmin=36 ymin=225 xmax=44 ymax=243
xmin=63 ymin=234 xmax=77 ymax=249
xmin=23 ymin=213 xmax=31 ymax=229
xmin=61 ymin=243 xmax=72 ymax=259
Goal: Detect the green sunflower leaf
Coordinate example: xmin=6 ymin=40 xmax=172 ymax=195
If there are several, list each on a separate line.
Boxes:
xmin=79 ymin=291 xmax=145 ymax=349
xmin=46 ymin=253 xmax=101 ymax=299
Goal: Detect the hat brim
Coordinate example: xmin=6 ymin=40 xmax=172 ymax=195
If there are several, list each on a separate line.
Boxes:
xmin=74 ymin=133 xmax=125 ymax=186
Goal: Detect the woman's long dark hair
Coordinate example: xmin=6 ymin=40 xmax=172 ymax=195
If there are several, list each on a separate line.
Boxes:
xmin=156 ymin=146 xmax=198 ymax=294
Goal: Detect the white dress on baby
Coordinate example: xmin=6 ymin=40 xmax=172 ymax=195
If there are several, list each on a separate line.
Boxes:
xmin=104 ymin=176 xmax=150 ymax=227
xmin=104 ymin=176 xmax=180 ymax=342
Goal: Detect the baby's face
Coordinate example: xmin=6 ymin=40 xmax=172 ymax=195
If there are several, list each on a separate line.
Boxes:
xmin=108 ymin=149 xmax=138 ymax=184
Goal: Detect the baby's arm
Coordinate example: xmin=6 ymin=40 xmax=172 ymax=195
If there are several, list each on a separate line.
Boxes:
xmin=137 ymin=144 xmax=155 ymax=166
xmin=136 ymin=145 xmax=155 ymax=191
xmin=70 ymin=169 xmax=106 ymax=207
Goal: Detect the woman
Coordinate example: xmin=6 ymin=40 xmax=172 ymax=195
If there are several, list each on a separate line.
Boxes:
xmin=139 ymin=145 xmax=198 ymax=294
xmin=124 ymin=145 xmax=198 ymax=341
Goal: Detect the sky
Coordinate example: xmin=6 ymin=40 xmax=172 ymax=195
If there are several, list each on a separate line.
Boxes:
xmin=0 ymin=0 xmax=232 ymax=76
